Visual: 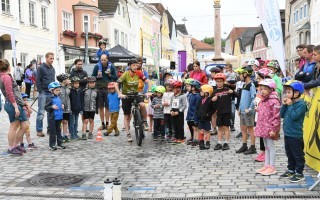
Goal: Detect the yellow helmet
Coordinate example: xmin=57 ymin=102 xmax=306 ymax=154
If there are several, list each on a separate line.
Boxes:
xmin=200 ymin=84 xmax=213 ymax=96
xmin=234 ymin=67 xmax=244 ymax=74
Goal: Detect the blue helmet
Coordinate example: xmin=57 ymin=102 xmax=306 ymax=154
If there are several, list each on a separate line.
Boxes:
xmin=48 ymin=82 xmax=61 ymax=91
xmin=284 ymin=80 xmax=304 ymax=94
xmin=21 ymin=93 xmax=28 ymax=99
xmin=189 ymin=79 xmax=201 ymax=90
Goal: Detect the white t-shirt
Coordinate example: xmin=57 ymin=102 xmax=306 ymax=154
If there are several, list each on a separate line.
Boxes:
xmin=162 ymin=92 xmax=174 ymax=114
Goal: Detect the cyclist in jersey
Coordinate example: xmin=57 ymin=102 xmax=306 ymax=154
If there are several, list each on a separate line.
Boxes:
xmin=114 ymin=58 xmax=151 ymax=142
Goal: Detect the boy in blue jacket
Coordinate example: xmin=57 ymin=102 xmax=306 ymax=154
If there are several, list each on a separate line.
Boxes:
xmin=105 ymin=82 xmax=120 ymax=136
xmin=45 ymin=82 xmax=65 ymax=150
xmin=280 ymin=81 xmax=307 ymax=183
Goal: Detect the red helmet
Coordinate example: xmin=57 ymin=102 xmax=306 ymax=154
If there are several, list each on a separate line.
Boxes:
xmin=214 ymin=73 xmax=226 ymax=81
xmin=171 ymin=80 xmax=182 ymax=88
xmin=108 ymin=82 xmax=116 ymax=89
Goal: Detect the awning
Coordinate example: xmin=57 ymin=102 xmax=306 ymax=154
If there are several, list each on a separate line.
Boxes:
xmin=160 ymin=59 xmax=170 ymax=68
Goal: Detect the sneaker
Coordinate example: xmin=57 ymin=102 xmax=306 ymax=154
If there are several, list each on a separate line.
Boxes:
xmin=49 ymin=146 xmax=57 ymax=151
xmin=115 ymin=131 xmax=120 ymax=136
xmin=186 ymin=138 xmax=193 ymax=145
xmin=205 ymin=141 xmax=210 ymax=149
xmin=279 ymin=170 xmax=295 ymax=178
xmin=27 ymin=143 xmax=38 ymax=150
xmin=143 ymin=122 xmax=149 ymax=131
xmin=255 ymin=152 xmax=265 ymax=162
xmin=236 ymin=144 xmax=248 ymax=153
xmin=236 ymin=132 xmax=242 ymax=138
xmin=57 ymin=145 xmax=66 ymax=150
xmin=191 ymin=141 xmax=199 ymax=147
xmin=37 ymin=132 xmax=45 ymax=137
xmin=244 ymin=146 xmax=257 ymax=155
xmin=7 ymin=148 xmax=23 ymax=156
xmin=99 ymin=124 xmax=106 ymax=130
xmin=103 ymin=132 xmax=109 ymax=136
xmin=210 ymin=128 xmax=217 ymax=135
xmin=88 ymin=132 xmax=93 ymax=139
xmin=222 ymin=143 xmax=230 ymax=150
xmin=214 ymin=143 xmax=222 ymax=150
xmin=16 ymin=146 xmax=26 ymax=153
xmin=82 ymin=133 xmax=87 ymax=140
xmin=256 ymin=166 xmax=269 ymax=174
xmin=290 ymin=173 xmax=305 ymax=183
xmin=153 ymin=137 xmax=158 ymax=141
xmin=64 ymin=136 xmax=71 ymax=143
xmin=199 ymin=140 xmax=206 ymax=150
xmin=230 ymin=126 xmax=236 ymax=131
xmin=127 ymin=134 xmax=133 ymax=142
xmin=261 ymin=166 xmax=277 ymax=176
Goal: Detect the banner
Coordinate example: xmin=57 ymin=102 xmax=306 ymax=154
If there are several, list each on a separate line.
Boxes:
xmin=255 ymin=0 xmax=286 ymax=76
xmin=303 ymin=88 xmax=320 ymax=172
xmin=178 ymin=51 xmax=187 ymax=72
xmin=10 ymin=31 xmax=17 ymax=68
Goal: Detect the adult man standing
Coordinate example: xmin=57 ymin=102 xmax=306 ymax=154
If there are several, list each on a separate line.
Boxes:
xmin=70 ymin=59 xmax=88 ymax=91
xmin=295 ymin=45 xmax=316 ymax=83
xmin=36 ymin=52 xmax=55 ymax=137
xmin=296 ymin=44 xmax=306 ymax=70
xmin=13 ymin=63 xmax=24 ymax=88
xmin=92 ymin=54 xmax=117 ymax=130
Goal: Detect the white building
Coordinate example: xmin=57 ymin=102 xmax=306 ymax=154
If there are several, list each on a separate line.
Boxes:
xmin=310 ymin=0 xmax=320 ymax=45
xmin=0 ymin=0 xmax=56 ymax=70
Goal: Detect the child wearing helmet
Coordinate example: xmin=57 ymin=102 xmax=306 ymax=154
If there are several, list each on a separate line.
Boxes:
xmin=255 ymin=79 xmax=281 ymax=176
xmin=197 ymin=84 xmax=215 ymax=150
xmin=279 ymin=80 xmax=307 ymax=182
xmin=212 ymin=73 xmax=234 ymax=151
xmin=151 ymin=85 xmax=166 ymax=141
xmin=186 ymin=80 xmax=202 ymax=146
xmin=184 ymin=78 xmax=194 ymax=93
xmin=45 ymin=82 xmax=65 ymax=150
xmin=81 ymin=77 xmax=98 ymax=140
xmin=267 ymin=60 xmax=283 ymax=97
xmin=57 ymin=73 xmax=71 ymax=143
xmin=162 ymin=79 xmax=174 ymax=140
xmin=208 ymin=67 xmax=221 ymax=87
xmin=69 ymin=76 xmax=83 ymax=140
xmin=170 ymin=80 xmax=187 ymax=143
xmin=105 ymin=82 xmax=120 ymax=136
xmin=234 ymin=67 xmax=245 ymax=138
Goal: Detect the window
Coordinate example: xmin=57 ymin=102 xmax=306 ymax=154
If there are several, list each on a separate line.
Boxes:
xmin=121 ymin=32 xmax=124 ymax=46
xmin=41 ymin=7 xmax=47 ymax=28
xmin=114 ymin=29 xmax=119 ymax=45
xmin=304 ymin=4 xmax=307 ymax=18
xmin=83 ymin=15 xmax=90 ymax=32
xmin=18 ymin=0 xmax=23 ymax=22
xmin=29 ymin=1 xmax=35 ymax=25
xmin=125 ymin=34 xmax=128 ymax=49
xmin=117 ymin=4 xmax=120 ymax=15
xmin=20 ymin=53 xmax=28 ymax=69
xmin=122 ymin=6 xmax=125 ymax=18
xmin=93 ymin=16 xmax=98 ymax=33
xmin=300 ymin=7 xmax=303 ymax=20
xmin=293 ymin=12 xmax=296 ymax=24
xmin=62 ymin=11 xmax=72 ymax=30
xmin=1 ymin=0 xmax=10 ymax=13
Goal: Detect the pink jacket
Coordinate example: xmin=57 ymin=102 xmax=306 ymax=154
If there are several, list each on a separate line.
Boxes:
xmin=254 ymin=93 xmax=281 ymax=138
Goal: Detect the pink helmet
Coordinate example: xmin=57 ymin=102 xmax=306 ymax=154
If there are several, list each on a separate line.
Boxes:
xmin=259 ymin=78 xmax=276 ymax=90
xmin=257 ymin=68 xmax=274 ymax=78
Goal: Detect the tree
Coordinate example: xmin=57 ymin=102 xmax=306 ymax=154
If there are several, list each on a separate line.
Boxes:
xmin=202 ymin=37 xmax=214 ymax=46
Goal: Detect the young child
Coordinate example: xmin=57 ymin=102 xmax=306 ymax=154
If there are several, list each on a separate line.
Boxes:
xmin=147 ymin=85 xmax=156 ymax=132
xmin=255 ymin=79 xmax=281 ymax=176
xmin=45 ymin=82 xmax=65 ymax=150
xmin=280 ymin=80 xmax=307 ymax=182
xmin=57 ymin=73 xmax=71 ymax=143
xmin=105 ymin=82 xmax=120 ymax=136
xmin=70 ymin=76 xmax=83 ymax=140
xmin=208 ymin=67 xmax=221 ymax=135
xmin=197 ymin=84 xmax=215 ymax=150
xmin=237 ymin=66 xmax=257 ymax=155
xmin=186 ymin=79 xmax=201 ymax=146
xmin=234 ymin=67 xmax=245 ymax=139
xmin=212 ymin=73 xmax=233 ymax=150
xmin=20 ymin=93 xmax=37 ymax=150
xmin=162 ymin=79 xmax=174 ymax=140
xmin=82 ymin=76 xmax=98 ymax=140
xmin=170 ymin=80 xmax=187 ymax=143
xmin=151 ymin=85 xmax=165 ymax=141
xmin=267 ymin=60 xmax=283 ymax=98
xmin=96 ymin=40 xmax=109 ymax=77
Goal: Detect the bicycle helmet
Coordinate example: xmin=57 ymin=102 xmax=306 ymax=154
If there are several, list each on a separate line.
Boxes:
xmin=257 ymin=68 xmax=274 ymax=78
xmin=184 ymin=78 xmax=194 ymax=85
xmin=108 ymin=82 xmax=116 ymax=89
xmin=21 ymin=93 xmax=28 ymax=99
xmin=171 ymin=80 xmax=183 ymax=88
xmin=87 ymin=76 xmax=96 ymax=82
xmin=248 ymin=59 xmax=260 ymax=67
xmin=56 ymin=73 xmax=70 ymax=82
xmin=128 ymin=58 xmax=138 ymax=66
xmin=200 ymin=84 xmax=213 ymax=96
xmin=189 ymin=79 xmax=201 ymax=90
xmin=242 ymin=66 xmax=254 ymax=75
xmin=48 ymin=82 xmax=61 ymax=91
xmin=71 ymin=76 xmax=80 ymax=83
xmin=234 ymin=67 xmax=245 ymax=74
xmin=210 ymin=67 xmax=222 ymax=73
xmin=281 ymin=76 xmax=292 ymax=84
xmin=214 ymin=73 xmax=226 ymax=81
xmin=267 ymin=60 xmax=279 ymax=69
xmin=98 ymin=39 xmax=107 ymax=47
xmin=150 ymin=85 xmax=157 ymax=93
xmin=259 ymin=78 xmax=276 ymax=90
xmin=155 ymin=85 xmax=165 ymax=94
xmin=283 ymin=80 xmax=304 ymax=95
xmin=164 ymin=78 xmax=174 ymax=86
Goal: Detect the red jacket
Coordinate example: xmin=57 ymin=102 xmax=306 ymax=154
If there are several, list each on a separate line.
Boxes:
xmin=189 ymin=70 xmax=208 ymax=85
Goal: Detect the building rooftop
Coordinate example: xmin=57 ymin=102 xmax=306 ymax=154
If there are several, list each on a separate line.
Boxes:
xmin=191 ymin=38 xmax=214 ymax=51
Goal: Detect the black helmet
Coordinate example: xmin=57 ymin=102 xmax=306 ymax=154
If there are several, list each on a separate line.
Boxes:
xmin=71 ymin=76 xmax=80 ymax=83
xmin=128 ymin=58 xmax=138 ymax=66
xmin=98 ymin=40 xmax=107 ymax=47
xmin=210 ymin=67 xmax=222 ymax=73
xmin=242 ymin=66 xmax=254 ymax=75
xmin=56 ymin=73 xmax=70 ymax=82
xmin=87 ymin=76 xmax=96 ymax=82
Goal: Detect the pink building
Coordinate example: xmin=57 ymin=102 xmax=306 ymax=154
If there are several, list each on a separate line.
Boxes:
xmin=252 ymin=27 xmax=268 ymax=60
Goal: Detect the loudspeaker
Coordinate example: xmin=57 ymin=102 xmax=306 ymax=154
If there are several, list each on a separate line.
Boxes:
xmin=170 ymin=61 xmax=175 ymax=70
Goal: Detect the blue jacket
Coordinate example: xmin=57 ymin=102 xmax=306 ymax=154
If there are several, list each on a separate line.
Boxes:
xmin=295 ymin=61 xmax=316 ymax=83
xmin=108 ymin=92 xmax=120 ymax=113
xmin=280 ymin=99 xmax=307 ymax=138
xmin=45 ymin=95 xmax=63 ymax=120
xmin=239 ymin=82 xmax=256 ymax=114
xmin=96 ymin=49 xmax=109 ymax=61
xmin=186 ymin=92 xmax=201 ymax=122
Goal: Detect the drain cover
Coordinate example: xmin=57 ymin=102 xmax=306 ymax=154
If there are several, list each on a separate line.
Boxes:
xmin=17 ymin=173 xmax=89 ymax=188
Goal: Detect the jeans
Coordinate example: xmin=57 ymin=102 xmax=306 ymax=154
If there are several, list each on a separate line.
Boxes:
xmin=285 ymin=136 xmax=305 ymax=175
xmin=172 ymin=112 xmax=184 ymax=140
xmin=25 ymin=82 xmax=32 ymax=98
xmin=153 ymin=118 xmax=165 ymax=138
xmin=49 ymin=119 xmax=62 ymax=147
xmin=231 ymin=100 xmax=235 ymax=126
xmin=36 ymin=92 xmax=51 ymax=133
xmin=164 ymin=114 xmax=173 ymax=137
xmin=69 ymin=112 xmax=80 ymax=138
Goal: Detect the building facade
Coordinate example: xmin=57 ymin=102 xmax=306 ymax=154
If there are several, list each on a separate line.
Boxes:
xmin=310 ymin=0 xmax=320 ymax=45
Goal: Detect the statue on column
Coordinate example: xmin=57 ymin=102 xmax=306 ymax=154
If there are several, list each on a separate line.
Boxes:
xmin=214 ymin=0 xmax=221 ymax=6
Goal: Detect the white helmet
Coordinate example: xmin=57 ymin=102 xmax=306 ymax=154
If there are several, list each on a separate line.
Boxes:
xmin=248 ymin=59 xmax=260 ymax=67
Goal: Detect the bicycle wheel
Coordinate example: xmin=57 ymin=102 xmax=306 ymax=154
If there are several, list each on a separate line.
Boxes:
xmin=133 ymin=108 xmax=143 ymax=146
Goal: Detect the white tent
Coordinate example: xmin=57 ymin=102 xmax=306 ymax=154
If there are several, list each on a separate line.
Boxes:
xmin=202 ymin=53 xmax=238 ymax=62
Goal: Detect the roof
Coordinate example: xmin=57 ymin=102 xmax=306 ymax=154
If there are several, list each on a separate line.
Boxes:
xmin=237 ymin=27 xmax=260 ymax=53
xmin=74 ymin=1 xmax=96 ymax=7
xmin=148 ymin=3 xmax=165 ymax=15
xmin=253 ymin=25 xmax=269 ymax=46
xmin=176 ymin=24 xmax=188 ymax=35
xmin=297 ymin=22 xmax=310 ymax=31
xmin=191 ymin=38 xmax=214 ymax=51
xmin=225 ymin=27 xmax=250 ymax=54
xmin=98 ymin=0 xmax=119 ymax=15
xmin=165 ymin=10 xmax=176 ymax=39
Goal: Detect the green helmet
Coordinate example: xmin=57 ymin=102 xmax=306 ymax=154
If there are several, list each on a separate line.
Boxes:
xmin=150 ymin=85 xmax=157 ymax=93
xmin=155 ymin=85 xmax=165 ymax=93
xmin=184 ymin=78 xmax=194 ymax=85
xmin=71 ymin=76 xmax=80 ymax=83
xmin=234 ymin=67 xmax=245 ymax=74
xmin=267 ymin=60 xmax=279 ymax=69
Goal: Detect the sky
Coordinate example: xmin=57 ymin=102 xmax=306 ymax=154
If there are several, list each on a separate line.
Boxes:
xmin=142 ymin=0 xmax=285 ymax=40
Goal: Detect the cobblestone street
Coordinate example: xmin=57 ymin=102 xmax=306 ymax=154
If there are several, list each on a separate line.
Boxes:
xmin=0 ymin=100 xmax=319 ymax=200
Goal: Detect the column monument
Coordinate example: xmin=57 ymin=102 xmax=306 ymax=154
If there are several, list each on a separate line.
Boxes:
xmin=212 ymin=0 xmax=224 ymax=62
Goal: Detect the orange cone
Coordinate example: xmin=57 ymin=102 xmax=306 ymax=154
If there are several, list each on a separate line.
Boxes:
xmin=96 ymin=129 xmax=103 ymax=142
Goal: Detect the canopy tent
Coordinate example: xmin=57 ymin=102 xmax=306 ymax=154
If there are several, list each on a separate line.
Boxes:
xmin=202 ymin=53 xmax=238 ymax=62
xmin=108 ymin=44 xmax=139 ymax=63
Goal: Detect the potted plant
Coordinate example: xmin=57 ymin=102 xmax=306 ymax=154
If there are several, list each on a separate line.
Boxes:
xmin=94 ymin=33 xmax=103 ymax=40
xmin=81 ymin=32 xmax=95 ymax=38
xmin=63 ymin=30 xmax=78 ymax=37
